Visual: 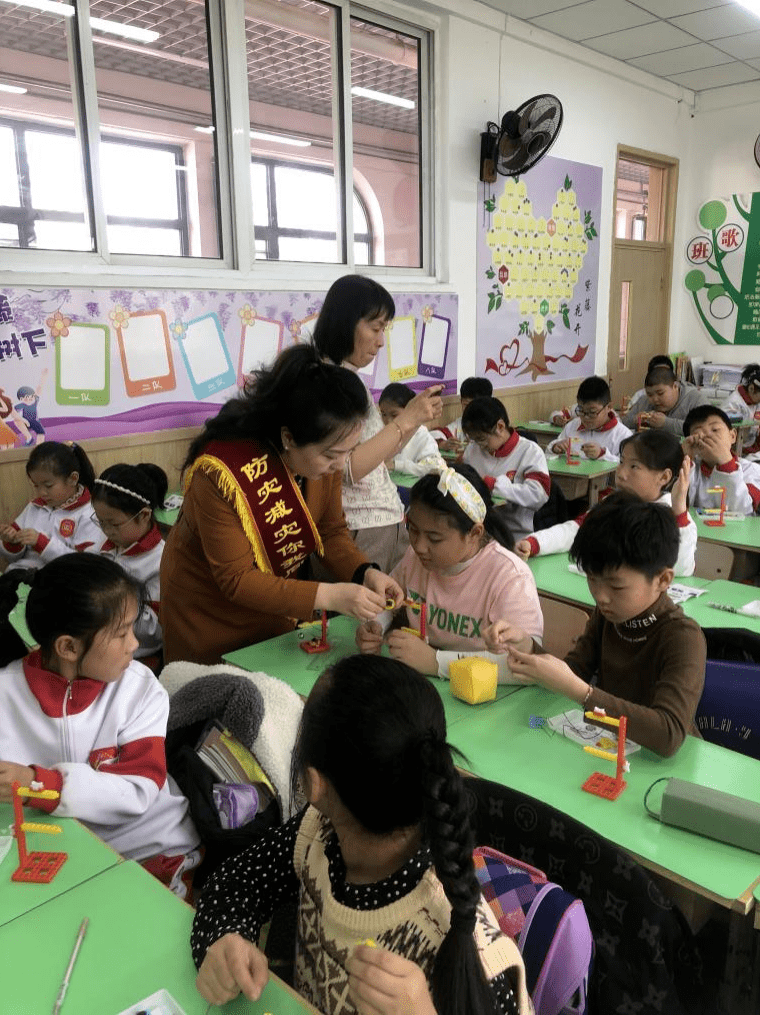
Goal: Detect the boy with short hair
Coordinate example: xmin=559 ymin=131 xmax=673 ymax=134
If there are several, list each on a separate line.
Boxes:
xmin=431 ymin=376 xmax=493 ymax=447
xmin=378 ymin=382 xmax=442 ymax=476
xmin=547 ymin=376 xmax=632 ymax=462
xmin=683 ymin=404 xmax=760 ymax=515
xmin=462 ymin=396 xmax=549 ymax=541
xmin=484 ymin=493 xmax=706 ymax=757
xmin=621 ymin=365 xmax=709 ymax=436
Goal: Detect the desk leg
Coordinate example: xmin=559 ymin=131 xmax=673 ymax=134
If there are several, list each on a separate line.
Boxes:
xmin=587 ymin=474 xmax=612 ymax=506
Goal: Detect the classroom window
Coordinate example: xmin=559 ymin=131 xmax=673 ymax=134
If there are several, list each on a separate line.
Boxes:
xmin=614 ymin=157 xmax=666 ymax=242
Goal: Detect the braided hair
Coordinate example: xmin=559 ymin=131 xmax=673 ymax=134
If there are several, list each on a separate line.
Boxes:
xmin=292 ymin=655 xmax=499 ymax=1015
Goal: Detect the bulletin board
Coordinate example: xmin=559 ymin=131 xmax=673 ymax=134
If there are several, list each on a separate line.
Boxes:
xmin=0 ymin=288 xmax=458 ymax=448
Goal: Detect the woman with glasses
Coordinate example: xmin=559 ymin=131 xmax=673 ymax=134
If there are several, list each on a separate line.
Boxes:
xmin=547 ymin=376 xmax=632 ymax=462
xmin=90 ymin=462 xmax=168 ymax=658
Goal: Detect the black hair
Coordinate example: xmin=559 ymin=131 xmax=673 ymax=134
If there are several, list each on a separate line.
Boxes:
xmin=741 ymin=363 xmax=760 ymax=390
xmin=312 ymin=275 xmax=395 ymax=365
xmin=184 ymin=344 xmax=368 ymax=468
xmin=570 ymin=491 xmax=678 ymax=578
xmin=461 ymin=397 xmax=509 ymax=438
xmin=26 ymin=441 xmax=96 ymax=491
xmin=619 ymin=430 xmax=683 ymax=492
xmin=379 ymin=382 xmax=414 ymax=409
xmin=577 ymin=375 xmax=610 ymax=404
xmin=682 ymin=403 xmax=733 ymax=436
xmin=93 ymin=463 xmax=168 ymax=516
xmin=0 ymin=553 xmax=142 ymax=668
xmin=292 ymin=656 xmax=499 ymax=1015
xmin=460 ymin=377 xmax=493 ymax=400
xmin=409 ymin=463 xmax=514 ymax=551
xmin=647 ymin=354 xmax=672 ymax=372
xmin=645 ymin=365 xmax=677 ymax=387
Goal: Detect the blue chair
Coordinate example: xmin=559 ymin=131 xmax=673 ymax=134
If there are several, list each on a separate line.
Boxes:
xmin=695 ymin=658 xmax=760 ymax=761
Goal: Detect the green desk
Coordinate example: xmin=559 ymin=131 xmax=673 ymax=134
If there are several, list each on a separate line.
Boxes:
xmin=514 ymin=420 xmax=562 ymax=449
xmin=546 ymin=457 xmax=616 ymax=505
xmin=155 ymin=494 xmax=183 ymax=530
xmin=0 ymin=804 xmax=122 ymax=928
xmin=224 ymin=615 xmax=524 ymax=729
xmin=690 ymin=508 xmax=760 ymax=554
xmin=680 ymin=579 xmax=760 ymax=635
xmin=0 ymin=860 xmax=317 ymax=1014
xmin=448 ymin=684 xmax=760 ymax=912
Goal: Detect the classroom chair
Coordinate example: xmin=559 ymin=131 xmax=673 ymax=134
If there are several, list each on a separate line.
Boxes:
xmin=538 ymin=595 xmax=590 ymax=658
xmin=693 ymin=541 xmax=735 ymax=580
xmin=695 ymin=658 xmax=760 ymax=761
xmin=465 ymin=777 xmax=713 ymax=1015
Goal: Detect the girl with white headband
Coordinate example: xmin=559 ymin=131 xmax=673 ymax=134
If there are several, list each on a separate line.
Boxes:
xmin=357 ymin=462 xmax=543 ymax=682
xmin=90 ymin=462 xmax=168 ymax=660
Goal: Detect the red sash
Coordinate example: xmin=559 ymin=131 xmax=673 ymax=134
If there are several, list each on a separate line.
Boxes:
xmin=184 ymin=440 xmax=323 ymax=578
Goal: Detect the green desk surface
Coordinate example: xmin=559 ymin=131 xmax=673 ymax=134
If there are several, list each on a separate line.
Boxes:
xmin=448 ymin=685 xmax=760 ymax=908
xmin=514 ymin=420 xmax=563 ymax=435
xmin=0 ymin=804 xmax=122 ymax=928
xmin=690 ymin=508 xmax=760 ymax=551
xmin=680 ymin=579 xmax=760 ymax=634
xmin=155 ymin=496 xmax=183 ymax=528
xmin=545 ymin=457 xmax=617 ymax=478
xmin=223 ymin=616 xmax=523 ymax=728
xmin=0 ymin=860 xmax=316 ymax=1014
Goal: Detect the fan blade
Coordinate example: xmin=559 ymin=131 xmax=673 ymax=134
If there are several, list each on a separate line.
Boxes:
xmin=498 ymin=133 xmax=522 ymax=160
xmin=499 ymin=140 xmax=529 ymax=169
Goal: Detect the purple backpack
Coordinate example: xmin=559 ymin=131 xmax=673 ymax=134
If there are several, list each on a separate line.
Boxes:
xmin=474 ymin=845 xmax=593 ymax=1015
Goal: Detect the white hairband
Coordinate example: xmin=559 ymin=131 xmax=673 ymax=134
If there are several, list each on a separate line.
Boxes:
xmin=94 ymin=478 xmax=151 ymax=505
xmin=418 ymin=457 xmax=487 ymax=524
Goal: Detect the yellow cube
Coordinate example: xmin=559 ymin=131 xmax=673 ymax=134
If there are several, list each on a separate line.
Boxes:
xmin=449 ymin=657 xmax=498 ymax=705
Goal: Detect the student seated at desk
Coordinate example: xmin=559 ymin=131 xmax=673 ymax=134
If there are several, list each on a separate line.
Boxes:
xmin=621 ymin=365 xmax=709 ymax=436
xmin=683 ymin=404 xmax=760 ymax=515
xmin=379 ymin=383 xmax=444 ymax=476
xmin=484 ymin=494 xmax=707 ymax=757
xmin=356 ymin=463 xmax=543 ymax=682
xmin=191 ymin=655 xmax=532 ymax=1015
xmin=430 ymin=375 xmax=492 ymax=449
xmin=89 ymin=463 xmax=167 ymax=658
xmin=547 ymin=376 xmax=632 ymax=462
xmin=0 ymin=554 xmax=200 ymax=895
xmin=518 ymin=430 xmax=697 ymax=577
xmin=461 ymin=396 xmax=550 ymax=542
xmin=720 ymin=362 xmax=760 ymax=456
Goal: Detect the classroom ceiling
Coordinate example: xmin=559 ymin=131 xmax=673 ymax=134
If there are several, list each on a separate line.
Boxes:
xmin=487 ymin=0 xmax=760 ymax=94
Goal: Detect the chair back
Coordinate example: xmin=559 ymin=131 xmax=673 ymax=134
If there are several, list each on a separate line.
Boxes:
xmin=538 ymin=596 xmax=590 ymax=658
xmin=693 ymin=541 xmax=734 ymax=579
xmin=696 ymin=658 xmax=760 ymax=760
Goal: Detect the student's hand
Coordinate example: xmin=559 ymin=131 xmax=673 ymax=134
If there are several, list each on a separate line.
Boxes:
xmin=514 ymin=539 xmax=532 ymax=561
xmin=671 ymin=454 xmax=693 ymax=517
xmin=692 ymin=430 xmax=733 ymax=466
xmin=581 ymin=442 xmax=603 ymax=460
xmin=195 ymin=933 xmax=268 ymax=1006
xmin=398 ymin=385 xmax=444 ymax=431
xmin=646 ymin=412 xmax=667 ymax=429
xmin=482 ymin=620 xmax=532 ymax=655
xmin=386 ymin=630 xmax=438 ymax=675
xmin=11 ymin=528 xmax=41 ymax=547
xmin=681 ymin=435 xmax=699 ymax=460
xmin=315 ymin=583 xmax=388 ymax=621
xmin=363 ymin=568 xmax=404 ymax=608
xmin=437 ymin=438 xmax=461 ymax=452
xmin=0 ymin=762 xmax=36 ymax=802
xmin=347 ymin=943 xmax=437 ymax=1015
xmin=0 ymin=523 xmax=21 ymax=543
xmin=506 ymin=647 xmax=589 ymax=702
xmin=356 ymin=621 xmax=384 ymax=655
xmin=551 ymin=439 xmax=569 ymax=454
xmin=549 ymin=411 xmax=567 ymax=426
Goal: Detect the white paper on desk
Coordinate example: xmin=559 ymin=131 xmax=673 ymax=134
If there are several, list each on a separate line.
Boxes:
xmin=162 ymin=493 xmax=184 ymax=511
xmin=547 ymin=709 xmax=641 ymax=756
xmin=667 ymin=584 xmax=706 ymax=605
xmin=568 ymin=561 xmax=585 ymax=576
xmin=740 ymin=600 xmax=760 ymax=617
xmin=0 ymin=836 xmax=13 ymax=866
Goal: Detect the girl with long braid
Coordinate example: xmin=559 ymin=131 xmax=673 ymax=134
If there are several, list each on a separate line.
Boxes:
xmin=191 ymin=655 xmax=532 ymax=1015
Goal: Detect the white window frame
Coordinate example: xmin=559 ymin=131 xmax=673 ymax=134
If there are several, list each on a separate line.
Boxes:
xmin=0 ymin=0 xmax=440 ymax=286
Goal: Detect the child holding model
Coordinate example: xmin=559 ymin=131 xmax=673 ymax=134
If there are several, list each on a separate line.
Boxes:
xmin=683 ymin=404 xmax=760 ymax=515
xmin=547 ymin=376 xmax=632 ymax=462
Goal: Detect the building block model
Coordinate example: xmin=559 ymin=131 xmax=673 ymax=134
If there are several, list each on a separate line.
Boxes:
xmin=449 ymin=657 xmax=498 ymax=705
xmin=581 ymin=710 xmax=629 ymax=801
xmin=10 ymin=780 xmax=67 ymax=883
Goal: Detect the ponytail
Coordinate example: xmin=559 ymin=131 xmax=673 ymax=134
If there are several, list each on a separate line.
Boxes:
xmin=27 ymin=441 xmax=96 ymax=491
xmin=409 ymin=464 xmax=515 ymax=551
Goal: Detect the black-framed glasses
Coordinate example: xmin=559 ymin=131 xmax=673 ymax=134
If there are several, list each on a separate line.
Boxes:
xmin=575 ymin=405 xmax=605 ymax=419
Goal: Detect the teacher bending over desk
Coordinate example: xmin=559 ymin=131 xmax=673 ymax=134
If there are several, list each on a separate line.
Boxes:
xmin=161 ymin=345 xmax=401 ymax=663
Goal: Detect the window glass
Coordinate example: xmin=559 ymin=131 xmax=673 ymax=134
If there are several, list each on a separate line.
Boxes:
xmin=0 ymin=126 xmax=20 ymax=207
xmin=615 ymin=158 xmax=666 ymax=242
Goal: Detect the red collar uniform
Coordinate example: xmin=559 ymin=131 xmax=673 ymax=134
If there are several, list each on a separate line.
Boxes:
xmin=720 ymin=386 xmax=760 ymax=456
xmin=549 ymin=412 xmax=632 ymax=462
xmin=688 ymin=453 xmax=760 ymax=515
xmin=1 ymin=487 xmax=102 ymax=570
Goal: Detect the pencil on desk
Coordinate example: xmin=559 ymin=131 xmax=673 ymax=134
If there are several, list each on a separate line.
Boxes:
xmin=706 ymin=601 xmax=742 ymax=615
xmin=52 ymin=917 xmax=88 ymax=1015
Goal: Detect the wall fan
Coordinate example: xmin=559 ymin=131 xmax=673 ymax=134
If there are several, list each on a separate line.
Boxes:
xmin=480 ymin=94 xmax=563 ymax=182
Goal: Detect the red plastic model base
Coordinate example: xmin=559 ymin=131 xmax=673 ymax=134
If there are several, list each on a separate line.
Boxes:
xmin=12 ymin=851 xmax=68 ymax=883
xmin=581 ymin=772 xmax=627 ymax=800
xmin=299 ymin=639 xmax=330 ymax=654
xmin=704 ymin=519 xmax=725 ymax=527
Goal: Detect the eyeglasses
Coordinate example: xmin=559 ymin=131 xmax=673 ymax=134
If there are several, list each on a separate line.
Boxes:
xmin=91 ymin=510 xmax=141 ymax=532
xmin=575 ymin=406 xmax=605 ymax=419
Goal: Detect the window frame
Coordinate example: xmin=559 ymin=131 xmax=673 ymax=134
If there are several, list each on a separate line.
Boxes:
xmin=0 ymin=0 xmax=438 ymax=281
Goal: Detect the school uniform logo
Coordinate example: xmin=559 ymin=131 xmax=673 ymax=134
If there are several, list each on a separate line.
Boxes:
xmin=89 ymin=745 xmax=119 ymax=769
xmin=59 ymin=518 xmax=75 ymax=538
xmin=507 ymin=470 xmax=517 ymax=481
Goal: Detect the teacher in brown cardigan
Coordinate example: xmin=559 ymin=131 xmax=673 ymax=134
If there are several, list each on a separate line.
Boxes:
xmin=161 ymin=344 xmax=403 ymax=663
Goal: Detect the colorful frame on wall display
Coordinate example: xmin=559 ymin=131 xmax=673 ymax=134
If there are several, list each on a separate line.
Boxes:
xmin=418 ymin=313 xmax=451 ymax=379
xmin=386 ymin=316 xmax=417 ymax=381
xmin=115 ymin=309 xmax=176 ymax=397
xmin=177 ymin=314 xmax=236 ymax=399
xmin=55 ymin=323 xmax=110 ymax=406
xmin=238 ymin=315 xmax=284 ymax=387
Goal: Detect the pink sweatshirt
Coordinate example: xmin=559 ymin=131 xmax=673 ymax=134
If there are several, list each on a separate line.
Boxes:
xmin=382 ymin=540 xmax=544 ymax=683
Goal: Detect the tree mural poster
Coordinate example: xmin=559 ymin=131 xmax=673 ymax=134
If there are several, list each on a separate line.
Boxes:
xmin=476 ymin=155 xmax=602 ymax=384
xmin=684 ymin=194 xmax=760 ymax=346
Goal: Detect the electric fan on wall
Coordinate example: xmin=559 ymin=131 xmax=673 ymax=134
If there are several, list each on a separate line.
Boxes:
xmin=480 ymin=94 xmax=563 ymax=182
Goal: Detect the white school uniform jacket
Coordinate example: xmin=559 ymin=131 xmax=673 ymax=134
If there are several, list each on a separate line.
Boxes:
xmin=430 ymin=415 xmax=464 ymax=442
xmin=0 ymin=487 xmax=102 ymax=569
xmin=89 ymin=524 xmax=164 ymax=656
xmin=392 ymin=425 xmax=444 ymax=477
xmin=548 ymin=412 xmax=632 ymax=463
xmin=0 ymin=651 xmax=199 ymax=862
xmin=721 ymin=386 xmax=760 ymax=455
xmin=688 ymin=454 xmax=760 ymax=515
xmin=464 ymin=430 xmax=550 ymax=541
xmin=524 ymin=491 xmax=697 ymax=577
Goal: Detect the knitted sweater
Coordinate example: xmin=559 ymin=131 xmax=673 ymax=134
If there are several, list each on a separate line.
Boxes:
xmin=621 ymin=382 xmax=710 ymax=436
